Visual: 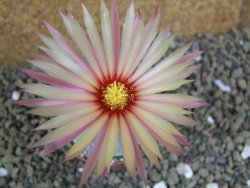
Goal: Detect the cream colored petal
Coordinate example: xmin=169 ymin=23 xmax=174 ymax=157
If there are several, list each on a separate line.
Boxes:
xmin=132 ymin=34 xmax=175 ymax=81
xmin=100 ymin=0 xmax=114 ymax=76
xmin=32 ymin=111 xmax=101 ymax=147
xmin=96 ymin=131 xmax=109 ymax=177
xmin=135 ymin=60 xmax=193 ymax=89
xmin=22 ymin=84 xmax=95 ymax=100
xmin=123 ymin=14 xmax=160 ymax=78
xmin=104 ymin=116 xmax=118 ymax=173
xmin=119 ymin=0 xmax=135 ymax=72
xmin=137 ymin=79 xmax=193 ymax=95
xmin=35 ymin=104 xmax=99 ymax=130
xmin=133 ymin=106 xmax=183 ymax=136
xmin=40 ymin=47 xmax=96 ymax=86
xmin=136 ymin=43 xmax=191 ymax=83
xmin=126 ymin=112 xmax=162 ymax=159
xmin=60 ymin=12 xmax=103 ymax=78
xmin=82 ymin=3 xmax=108 ymax=76
xmin=119 ymin=116 xmax=136 ymax=179
xmin=138 ymin=94 xmax=203 ymax=103
xmin=28 ymin=103 xmax=90 ymax=117
xmin=132 ymin=107 xmax=182 ymax=153
xmin=65 ymin=115 xmax=108 ymax=160
xmin=38 ymin=34 xmax=61 ymax=51
xmin=135 ymin=100 xmax=191 ymax=116
xmin=136 ymin=134 xmax=161 ymax=168
xmin=29 ymin=60 xmax=92 ymax=90
xmin=118 ymin=17 xmax=144 ymax=77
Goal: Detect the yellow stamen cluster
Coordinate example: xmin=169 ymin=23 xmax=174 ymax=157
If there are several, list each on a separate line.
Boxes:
xmin=102 ymin=81 xmax=130 ymax=110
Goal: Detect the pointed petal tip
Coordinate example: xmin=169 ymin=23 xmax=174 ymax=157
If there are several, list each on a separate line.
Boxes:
xmin=16 ymin=83 xmax=25 ymax=89
xmin=27 ymin=142 xmax=36 ymax=149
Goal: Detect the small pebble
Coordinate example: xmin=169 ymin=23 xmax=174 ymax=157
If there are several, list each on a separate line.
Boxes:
xmin=176 ymin=163 xmax=193 ymax=179
xmin=195 ymin=55 xmax=202 ymax=62
xmin=213 ymin=79 xmax=232 ymax=93
xmin=243 ymin=41 xmax=250 ymax=52
xmin=238 ymin=79 xmax=247 ymax=89
xmin=153 ymin=181 xmax=167 ymax=188
xmin=206 ymin=182 xmax=219 ymax=188
xmin=207 ymin=116 xmax=215 ymax=124
xmin=216 ymin=156 xmax=227 ymax=165
xmin=0 ymin=167 xmax=8 ymax=177
xmin=246 ymin=179 xmax=250 ymax=187
xmin=241 ymin=145 xmax=250 ymax=159
xmin=78 ymin=168 xmax=83 ymax=172
xmin=199 ymin=168 xmax=209 ymax=178
xmin=232 ymin=67 xmax=243 ymax=78
xmin=11 ymin=91 xmax=20 ymax=101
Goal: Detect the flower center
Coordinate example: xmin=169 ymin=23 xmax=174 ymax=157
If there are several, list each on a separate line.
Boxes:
xmin=102 ymin=81 xmax=130 ymax=110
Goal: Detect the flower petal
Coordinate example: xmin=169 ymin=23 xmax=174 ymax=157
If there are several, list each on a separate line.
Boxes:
xmin=134 ymin=43 xmax=192 ymax=83
xmin=137 ymin=79 xmax=193 ymax=95
xmin=21 ymin=68 xmax=88 ymax=93
xmin=135 ymin=60 xmax=193 ymax=89
xmin=29 ymin=60 xmax=93 ymax=90
xmin=132 ymin=34 xmax=175 ymax=80
xmin=111 ymin=0 xmax=120 ymax=73
xmin=27 ymin=103 xmax=89 ymax=117
xmin=60 ymin=12 xmax=103 ymax=80
xmin=119 ymin=115 xmax=136 ymax=180
xmin=19 ymin=84 xmax=95 ymax=100
xmin=100 ymin=0 xmax=114 ymax=76
xmin=126 ymin=120 xmax=147 ymax=186
xmin=65 ymin=115 xmax=108 ymax=161
xmin=136 ymin=100 xmax=191 ymax=115
xmin=79 ymin=119 xmax=109 ymax=187
xmin=82 ymin=3 xmax=108 ymax=77
xmin=123 ymin=10 xmax=160 ymax=79
xmin=35 ymin=104 xmax=99 ymax=130
xmin=132 ymin=107 xmax=181 ymax=155
xmin=15 ymin=98 xmax=79 ymax=107
xmin=119 ymin=0 xmax=135 ymax=74
xmin=44 ymin=21 xmax=97 ymax=79
xmin=30 ymin=111 xmax=101 ymax=147
xmin=126 ymin=112 xmax=162 ymax=159
xmin=105 ymin=115 xmax=119 ymax=173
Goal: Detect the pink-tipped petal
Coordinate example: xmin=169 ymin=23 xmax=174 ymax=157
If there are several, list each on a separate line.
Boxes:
xmin=29 ymin=111 xmax=101 ymax=147
xmin=43 ymin=21 xmax=97 ymax=79
xmin=79 ymin=119 xmax=109 ymax=187
xmin=111 ymin=0 xmax=120 ymax=73
xmin=175 ymin=51 xmax=204 ymax=65
xmin=126 ymin=121 xmax=147 ymax=186
xmin=21 ymin=68 xmax=89 ymax=93
xmin=81 ymin=2 xmax=108 ymax=79
xmin=173 ymin=134 xmax=190 ymax=147
xmin=15 ymin=98 xmax=79 ymax=107
xmin=134 ymin=12 xmax=142 ymax=31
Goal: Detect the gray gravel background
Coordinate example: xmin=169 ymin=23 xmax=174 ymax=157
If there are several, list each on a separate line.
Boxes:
xmin=0 ymin=28 xmax=250 ymax=188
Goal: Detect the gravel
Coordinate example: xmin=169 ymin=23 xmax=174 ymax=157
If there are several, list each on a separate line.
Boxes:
xmin=0 ymin=28 xmax=250 ymax=187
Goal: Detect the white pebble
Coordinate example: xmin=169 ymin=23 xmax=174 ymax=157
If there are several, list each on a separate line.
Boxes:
xmin=176 ymin=163 xmax=193 ymax=179
xmin=246 ymin=179 xmax=250 ymax=187
xmin=241 ymin=145 xmax=250 ymax=159
xmin=11 ymin=91 xmax=21 ymax=101
xmin=195 ymin=55 xmax=202 ymax=62
xmin=213 ymin=79 xmax=232 ymax=93
xmin=206 ymin=182 xmax=219 ymax=188
xmin=0 ymin=167 xmax=8 ymax=177
xmin=207 ymin=116 xmax=215 ymax=124
xmin=153 ymin=181 xmax=167 ymax=188
xmin=78 ymin=167 xmax=83 ymax=172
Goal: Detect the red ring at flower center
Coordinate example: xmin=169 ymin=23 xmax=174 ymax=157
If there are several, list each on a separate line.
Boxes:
xmin=96 ymin=79 xmax=135 ymax=112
